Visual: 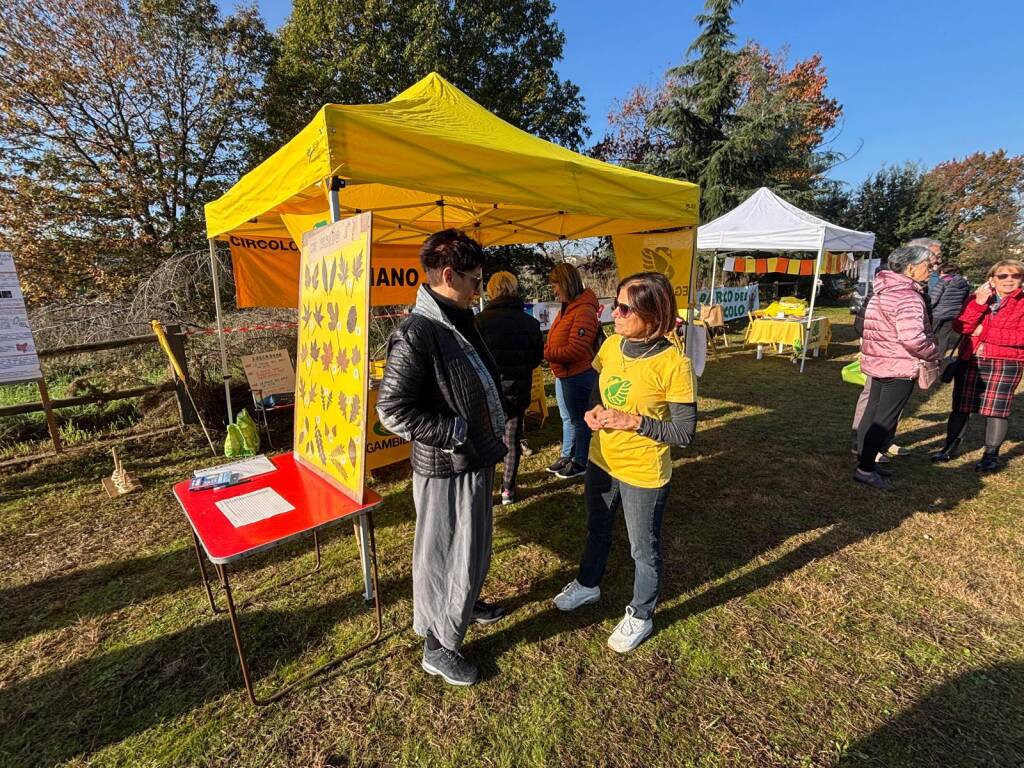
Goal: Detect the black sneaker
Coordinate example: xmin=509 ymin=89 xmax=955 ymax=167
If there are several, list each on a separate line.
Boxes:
xmin=546 ymin=456 xmax=572 ymax=474
xmin=975 ymin=453 xmax=1002 ymax=473
xmin=472 ymin=599 xmax=507 ymax=625
xmin=422 ymin=643 xmax=479 ymax=686
xmin=555 ymin=460 xmax=587 ymax=479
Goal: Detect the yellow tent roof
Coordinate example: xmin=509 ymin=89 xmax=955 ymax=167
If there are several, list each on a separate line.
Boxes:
xmin=204 ymin=73 xmax=699 ymax=246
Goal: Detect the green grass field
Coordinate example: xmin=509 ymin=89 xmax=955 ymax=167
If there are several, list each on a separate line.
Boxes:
xmin=2 ymin=309 xmax=1022 ymax=767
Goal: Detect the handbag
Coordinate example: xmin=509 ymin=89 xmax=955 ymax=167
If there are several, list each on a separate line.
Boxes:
xmin=918 ymin=360 xmax=940 ymax=390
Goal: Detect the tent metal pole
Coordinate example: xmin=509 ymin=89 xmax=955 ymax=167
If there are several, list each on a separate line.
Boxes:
xmin=209 ymin=238 xmax=233 ymax=423
xmin=325 ymin=177 xmax=374 ymax=604
xmin=800 ymin=230 xmax=827 ymax=373
xmin=709 ymin=251 xmax=718 ymax=305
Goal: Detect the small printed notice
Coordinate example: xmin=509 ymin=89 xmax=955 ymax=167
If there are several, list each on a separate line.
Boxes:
xmin=241 ymin=349 xmax=295 ymax=397
xmin=215 ymin=488 xmax=294 ymax=527
xmin=192 ymin=454 xmax=277 ymax=480
xmin=0 ymin=252 xmax=41 ymax=384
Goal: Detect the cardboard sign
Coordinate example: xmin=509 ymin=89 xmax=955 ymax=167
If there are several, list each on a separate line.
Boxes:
xmin=0 ymin=252 xmax=42 ymax=384
xmin=612 ymin=229 xmax=694 ymax=305
xmin=294 ymin=214 xmax=372 ymax=503
xmin=241 ymin=349 xmax=295 ymax=396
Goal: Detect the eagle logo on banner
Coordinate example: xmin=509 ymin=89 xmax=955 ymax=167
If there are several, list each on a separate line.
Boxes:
xmin=641 ymin=247 xmax=675 ymax=281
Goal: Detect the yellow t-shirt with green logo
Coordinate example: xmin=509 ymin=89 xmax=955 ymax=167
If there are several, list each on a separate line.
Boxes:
xmin=589 ymin=334 xmax=696 ymax=488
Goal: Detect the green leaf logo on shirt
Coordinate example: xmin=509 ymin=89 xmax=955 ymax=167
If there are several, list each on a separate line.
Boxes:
xmin=603 ymin=376 xmax=632 ymax=407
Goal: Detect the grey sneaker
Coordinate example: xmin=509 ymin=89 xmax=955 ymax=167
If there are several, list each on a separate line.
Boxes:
xmin=422 ymin=643 xmax=479 ymax=686
xmin=546 ymin=456 xmax=572 ymax=474
xmin=555 ymin=460 xmax=587 ymax=479
xmin=607 ymin=606 xmax=654 ymax=653
xmin=553 ymin=579 xmax=600 ymax=611
xmin=853 ymin=469 xmax=894 ymax=492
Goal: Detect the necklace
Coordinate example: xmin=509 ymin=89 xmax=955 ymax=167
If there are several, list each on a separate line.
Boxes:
xmin=618 ymin=336 xmax=663 ymax=368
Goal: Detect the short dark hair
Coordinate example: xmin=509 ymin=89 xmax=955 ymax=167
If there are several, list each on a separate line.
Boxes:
xmin=420 ymin=229 xmax=484 ymax=281
xmin=938 ymin=262 xmax=960 ymax=275
xmin=618 ymin=271 xmax=678 ymax=338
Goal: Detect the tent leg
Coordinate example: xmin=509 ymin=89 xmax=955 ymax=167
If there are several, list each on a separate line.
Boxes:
xmin=709 ymin=252 xmax=718 ymax=306
xmin=800 ymin=233 xmax=826 ymax=373
xmin=209 ymin=238 xmax=233 ymax=424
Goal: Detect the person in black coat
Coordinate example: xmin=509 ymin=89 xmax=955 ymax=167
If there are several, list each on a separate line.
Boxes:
xmin=475 ymin=271 xmax=544 ymax=505
xmin=929 ymin=263 xmax=972 ymax=364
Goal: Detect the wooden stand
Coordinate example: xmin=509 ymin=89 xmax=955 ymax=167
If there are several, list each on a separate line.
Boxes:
xmin=102 ymin=447 xmax=142 ymax=497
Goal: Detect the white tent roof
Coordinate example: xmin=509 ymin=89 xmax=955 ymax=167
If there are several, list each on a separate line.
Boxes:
xmin=697 ymin=187 xmax=875 ymax=253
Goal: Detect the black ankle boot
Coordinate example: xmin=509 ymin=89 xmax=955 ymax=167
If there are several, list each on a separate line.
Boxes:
xmin=975 ymin=451 xmax=1001 ymax=472
xmin=930 ymin=437 xmax=963 ymax=463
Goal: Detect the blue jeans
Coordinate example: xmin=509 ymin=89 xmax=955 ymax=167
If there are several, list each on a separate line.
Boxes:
xmin=555 ymin=369 xmax=597 ymax=465
xmin=577 ymin=463 xmax=670 ymax=620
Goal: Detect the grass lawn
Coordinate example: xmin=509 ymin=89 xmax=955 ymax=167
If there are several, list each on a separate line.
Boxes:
xmin=1 ymin=308 xmax=1022 ymax=767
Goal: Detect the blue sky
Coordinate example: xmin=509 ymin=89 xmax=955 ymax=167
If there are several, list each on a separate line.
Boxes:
xmin=226 ymin=0 xmax=1024 ymax=189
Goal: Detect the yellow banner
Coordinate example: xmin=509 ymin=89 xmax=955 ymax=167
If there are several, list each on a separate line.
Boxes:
xmin=294 ymin=214 xmax=372 ymax=503
xmin=365 ymin=387 xmax=412 ymax=469
xmin=612 ymin=229 xmax=694 ymax=306
xmin=368 ymin=246 xmax=424 ymax=306
xmin=228 ymin=235 xmax=301 ymax=309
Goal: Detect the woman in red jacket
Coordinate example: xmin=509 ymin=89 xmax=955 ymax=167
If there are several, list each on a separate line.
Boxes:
xmin=931 ymin=259 xmax=1024 ymax=471
xmin=544 ymin=263 xmax=601 ymax=479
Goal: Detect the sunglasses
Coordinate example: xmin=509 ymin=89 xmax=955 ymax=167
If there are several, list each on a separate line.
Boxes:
xmin=456 ymin=270 xmax=483 ymax=288
xmin=993 ymin=273 xmax=1022 ymax=280
xmin=611 ymin=301 xmax=634 ymax=316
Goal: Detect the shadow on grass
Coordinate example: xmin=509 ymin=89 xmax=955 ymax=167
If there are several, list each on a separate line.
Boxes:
xmin=0 ymin=574 xmax=405 ymax=768
xmin=836 ymin=661 xmax=1024 ymax=767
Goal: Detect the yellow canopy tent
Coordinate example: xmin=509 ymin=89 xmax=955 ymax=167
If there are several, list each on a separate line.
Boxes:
xmin=205 ymin=72 xmax=699 ymax=308
xmin=202 ymin=72 xmax=699 ymax=415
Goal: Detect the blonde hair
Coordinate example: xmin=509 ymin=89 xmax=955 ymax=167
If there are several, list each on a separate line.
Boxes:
xmin=487 ymin=271 xmax=519 ymax=299
xmin=549 ymin=262 xmax=585 ymax=302
xmin=987 ymin=259 xmax=1024 ymax=278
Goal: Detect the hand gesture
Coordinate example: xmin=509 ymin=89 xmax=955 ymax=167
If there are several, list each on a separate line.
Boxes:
xmin=597 ymin=408 xmax=641 ymax=431
xmin=974 ymin=281 xmax=994 ymax=305
xmin=584 ymin=405 xmax=605 ymax=431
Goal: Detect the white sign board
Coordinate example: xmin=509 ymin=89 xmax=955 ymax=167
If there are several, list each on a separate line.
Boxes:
xmin=240 ymin=349 xmax=295 ymax=396
xmin=695 ymin=285 xmax=760 ymax=322
xmin=0 ymin=252 xmax=41 ymax=384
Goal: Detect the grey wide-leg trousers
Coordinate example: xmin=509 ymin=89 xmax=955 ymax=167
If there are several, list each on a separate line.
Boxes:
xmin=411 ymin=467 xmax=494 ymax=650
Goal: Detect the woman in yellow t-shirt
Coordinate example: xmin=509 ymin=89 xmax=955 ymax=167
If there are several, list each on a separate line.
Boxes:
xmin=552 ymin=271 xmax=697 ymax=653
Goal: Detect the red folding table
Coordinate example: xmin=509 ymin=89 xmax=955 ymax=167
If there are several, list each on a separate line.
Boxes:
xmin=173 ymin=452 xmax=383 ymax=705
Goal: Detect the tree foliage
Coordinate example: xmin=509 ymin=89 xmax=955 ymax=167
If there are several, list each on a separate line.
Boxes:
xmin=594 ymin=0 xmax=843 ymax=219
xmin=261 ymin=0 xmax=588 ymax=158
xmin=924 ymin=150 xmax=1024 ymax=278
xmin=0 ymin=0 xmax=273 ymax=303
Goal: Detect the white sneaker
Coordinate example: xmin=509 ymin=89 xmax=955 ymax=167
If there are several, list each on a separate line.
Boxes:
xmin=607 ymin=606 xmax=653 ymax=653
xmin=553 ymin=580 xmax=600 ymax=612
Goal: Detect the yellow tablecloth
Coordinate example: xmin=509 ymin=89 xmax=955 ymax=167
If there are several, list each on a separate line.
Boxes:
xmin=745 ymin=317 xmax=831 ymax=351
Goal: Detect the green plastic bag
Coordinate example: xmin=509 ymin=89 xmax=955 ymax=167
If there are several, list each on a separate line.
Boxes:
xmin=224 ymin=423 xmax=246 ymax=457
xmin=841 ymin=359 xmax=867 ymax=387
xmin=235 ymin=409 xmax=260 ymax=455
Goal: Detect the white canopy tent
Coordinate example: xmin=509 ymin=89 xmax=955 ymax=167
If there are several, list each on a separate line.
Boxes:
xmin=697 ymin=187 xmax=876 ymax=371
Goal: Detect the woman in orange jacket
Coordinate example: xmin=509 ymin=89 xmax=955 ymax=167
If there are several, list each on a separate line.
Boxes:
xmin=544 ymin=263 xmax=601 ymax=479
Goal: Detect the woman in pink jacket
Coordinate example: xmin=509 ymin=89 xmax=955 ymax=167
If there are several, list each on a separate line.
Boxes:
xmin=856 ymin=245 xmax=938 ymax=491
xmin=931 ymin=259 xmax=1024 ymax=471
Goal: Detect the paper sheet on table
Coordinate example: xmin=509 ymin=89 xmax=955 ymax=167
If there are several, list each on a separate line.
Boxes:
xmin=216 ymin=488 xmax=294 ymax=527
xmin=192 ymin=454 xmax=276 ymax=480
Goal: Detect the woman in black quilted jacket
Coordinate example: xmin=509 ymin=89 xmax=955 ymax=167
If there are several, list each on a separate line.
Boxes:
xmin=476 ymin=272 xmax=544 ymax=505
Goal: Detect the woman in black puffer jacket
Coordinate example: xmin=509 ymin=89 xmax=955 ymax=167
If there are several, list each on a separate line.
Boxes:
xmin=476 ymin=272 xmax=544 ymax=504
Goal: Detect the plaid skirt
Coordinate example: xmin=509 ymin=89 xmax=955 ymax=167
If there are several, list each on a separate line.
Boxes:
xmin=953 ymin=357 xmax=1024 ymax=418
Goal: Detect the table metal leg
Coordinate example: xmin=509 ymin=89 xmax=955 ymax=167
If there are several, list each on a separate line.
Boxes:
xmin=215 ymin=513 xmax=383 ymax=706
xmin=756 ymin=344 xmax=764 ymax=360
xmin=192 ymin=530 xmax=224 ymax=615
xmin=353 ymin=513 xmax=374 ymax=603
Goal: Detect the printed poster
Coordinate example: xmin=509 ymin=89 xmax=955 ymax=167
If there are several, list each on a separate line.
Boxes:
xmin=612 ymin=229 xmax=695 ymax=306
xmin=294 ymin=214 xmax=372 ymax=503
xmin=0 ymin=252 xmax=42 ymax=384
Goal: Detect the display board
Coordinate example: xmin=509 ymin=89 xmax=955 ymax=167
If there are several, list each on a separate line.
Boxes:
xmin=0 ymin=252 xmax=42 ymax=384
xmin=612 ymin=229 xmax=694 ymax=305
xmin=695 ymin=285 xmax=760 ymax=322
xmin=294 ymin=214 xmax=372 ymax=503
xmin=241 ymin=349 xmax=295 ymax=396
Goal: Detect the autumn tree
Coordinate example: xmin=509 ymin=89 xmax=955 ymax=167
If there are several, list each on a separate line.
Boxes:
xmin=0 ymin=0 xmax=273 ymax=303
xmin=595 ymin=0 xmax=843 ymax=219
xmin=261 ymin=0 xmax=588 ymax=158
xmin=925 ymin=150 xmax=1024 ymax=279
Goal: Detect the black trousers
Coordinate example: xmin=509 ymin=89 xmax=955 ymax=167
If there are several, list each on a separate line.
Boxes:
xmin=501 ymin=409 xmax=525 ymax=494
xmin=857 ymin=377 xmax=916 ymax=473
